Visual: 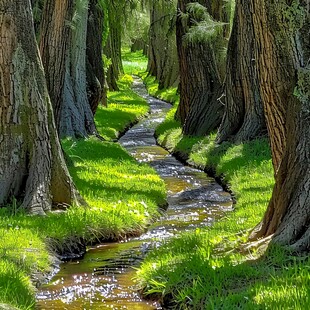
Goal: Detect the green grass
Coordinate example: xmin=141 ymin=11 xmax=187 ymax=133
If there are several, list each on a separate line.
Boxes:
xmin=140 ymin=74 xmax=179 ymax=104
xmin=96 ymin=74 xmax=149 ymax=140
xmin=122 ymin=49 xmax=148 ymax=76
xmin=136 ymin=79 xmax=310 ymax=309
xmin=0 ymin=75 xmax=166 ymax=309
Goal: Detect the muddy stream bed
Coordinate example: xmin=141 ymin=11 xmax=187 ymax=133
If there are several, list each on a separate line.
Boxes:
xmin=36 ymin=79 xmax=233 ymax=309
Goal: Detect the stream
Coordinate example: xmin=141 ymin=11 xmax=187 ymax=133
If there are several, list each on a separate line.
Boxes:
xmin=36 ymin=79 xmax=233 ymax=310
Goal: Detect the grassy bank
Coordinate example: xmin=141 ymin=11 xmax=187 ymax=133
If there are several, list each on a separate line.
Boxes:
xmin=136 ymin=75 xmax=310 ymax=309
xmin=0 ymin=75 xmax=166 ymax=309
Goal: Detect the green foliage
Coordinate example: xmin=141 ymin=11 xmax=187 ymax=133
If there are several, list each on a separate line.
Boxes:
xmin=0 ymin=78 xmax=166 ymax=309
xmin=182 ymin=2 xmax=227 ymax=44
xmin=122 ymin=6 xmax=149 ymax=47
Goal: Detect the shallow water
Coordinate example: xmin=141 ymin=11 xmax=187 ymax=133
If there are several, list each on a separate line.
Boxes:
xmin=36 ymin=79 xmax=232 ymax=310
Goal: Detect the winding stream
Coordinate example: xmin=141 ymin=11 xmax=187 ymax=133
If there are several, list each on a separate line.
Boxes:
xmin=36 ymin=79 xmax=232 ymax=310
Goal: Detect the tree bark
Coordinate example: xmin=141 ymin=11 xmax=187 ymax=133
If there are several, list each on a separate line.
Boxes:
xmin=40 ymin=0 xmax=73 ymax=132
xmin=0 ymin=0 xmax=80 ymax=215
xmin=40 ymin=0 xmax=97 ymax=138
xmin=249 ymin=0 xmax=310 ymax=252
xmin=147 ymin=1 xmax=179 ymax=90
xmin=86 ymin=0 xmax=107 ymax=112
xmin=104 ymin=0 xmax=124 ymax=91
xmin=175 ymin=0 xmax=228 ymax=136
xmin=216 ymin=0 xmax=266 ymax=143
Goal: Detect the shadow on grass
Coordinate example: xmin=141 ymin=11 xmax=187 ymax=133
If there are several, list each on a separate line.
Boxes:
xmin=63 ymin=138 xmax=133 ymax=162
xmin=158 ymin=246 xmax=310 ymax=309
xmin=69 ymin=167 xmax=165 ymax=206
xmin=63 ymin=138 xmax=166 ymax=206
xmin=95 ymin=107 xmax=137 ymax=139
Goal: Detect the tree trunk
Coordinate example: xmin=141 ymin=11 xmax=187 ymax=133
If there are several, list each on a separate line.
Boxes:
xmin=0 ymin=0 xmax=80 ymax=215
xmin=40 ymin=0 xmax=97 ymax=138
xmin=104 ymin=1 xmax=124 ymax=91
xmin=216 ymin=0 xmax=266 ymax=143
xmin=147 ymin=1 xmax=179 ymax=90
xmin=40 ymin=0 xmax=73 ymax=132
xmin=86 ymin=0 xmax=107 ymax=112
xmin=175 ymin=0 xmax=228 ymax=136
xmin=249 ymin=0 xmax=310 ymax=252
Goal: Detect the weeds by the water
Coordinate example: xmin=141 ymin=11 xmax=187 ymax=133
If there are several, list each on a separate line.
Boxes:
xmin=136 ymin=63 xmax=310 ymax=309
xmin=0 ymin=73 xmax=166 ymax=309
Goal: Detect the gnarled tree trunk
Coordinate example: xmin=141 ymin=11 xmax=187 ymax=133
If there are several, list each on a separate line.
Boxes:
xmin=0 ymin=0 xmax=80 ymax=215
xmin=176 ymin=0 xmax=228 ymax=136
xmin=40 ymin=0 xmax=97 ymax=138
xmin=249 ymin=0 xmax=310 ymax=252
xmin=216 ymin=0 xmax=266 ymax=143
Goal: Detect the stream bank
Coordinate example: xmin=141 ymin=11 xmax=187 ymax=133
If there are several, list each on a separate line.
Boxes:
xmin=36 ymin=79 xmax=232 ymax=309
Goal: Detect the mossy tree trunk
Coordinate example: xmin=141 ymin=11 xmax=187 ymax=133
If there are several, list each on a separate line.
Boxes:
xmin=40 ymin=0 xmax=97 ymax=138
xmin=216 ymin=0 xmax=266 ymax=143
xmin=0 ymin=0 xmax=81 ymax=215
xmin=175 ymin=0 xmax=229 ymax=136
xmin=249 ymin=0 xmax=310 ymax=252
xmin=147 ymin=0 xmax=179 ymax=90
xmin=86 ymin=0 xmax=107 ymax=112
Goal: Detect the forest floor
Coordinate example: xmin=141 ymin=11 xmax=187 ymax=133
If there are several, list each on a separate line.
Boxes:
xmin=0 ymin=74 xmax=166 ymax=309
xmin=127 ymin=51 xmax=310 ymax=309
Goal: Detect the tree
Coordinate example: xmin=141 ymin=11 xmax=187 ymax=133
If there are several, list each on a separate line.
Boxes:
xmin=104 ymin=0 xmax=124 ymax=91
xmin=147 ymin=0 xmax=179 ymax=90
xmin=86 ymin=0 xmax=107 ymax=112
xmin=216 ymin=0 xmax=266 ymax=143
xmin=40 ymin=0 xmax=97 ymax=138
xmin=0 ymin=0 xmax=80 ymax=215
xmin=249 ymin=0 xmax=310 ymax=252
xmin=175 ymin=1 xmax=229 ymax=136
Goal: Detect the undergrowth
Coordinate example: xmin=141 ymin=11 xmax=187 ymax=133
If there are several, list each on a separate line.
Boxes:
xmin=0 ymin=74 xmax=166 ymax=309
xmin=136 ymin=64 xmax=310 ymax=309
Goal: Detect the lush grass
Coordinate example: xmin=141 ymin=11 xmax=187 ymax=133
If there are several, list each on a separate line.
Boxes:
xmin=136 ymin=79 xmax=310 ymax=309
xmin=122 ymin=49 xmax=148 ymax=76
xmin=140 ymin=74 xmax=179 ymax=104
xmin=122 ymin=48 xmax=180 ymax=104
xmin=96 ymin=74 xmax=149 ymax=140
xmin=0 ymin=75 xmax=166 ymax=309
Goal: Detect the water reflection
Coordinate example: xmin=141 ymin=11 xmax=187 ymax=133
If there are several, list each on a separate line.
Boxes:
xmin=36 ymin=79 xmax=232 ymax=310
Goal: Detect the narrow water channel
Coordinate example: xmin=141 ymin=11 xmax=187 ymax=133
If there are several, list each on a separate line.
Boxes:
xmin=36 ymin=79 xmax=233 ymax=310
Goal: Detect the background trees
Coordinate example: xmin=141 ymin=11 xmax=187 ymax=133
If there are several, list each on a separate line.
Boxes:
xmin=147 ymin=0 xmax=179 ymax=90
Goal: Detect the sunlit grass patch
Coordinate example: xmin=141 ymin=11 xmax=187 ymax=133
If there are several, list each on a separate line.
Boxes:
xmin=137 ymin=80 xmax=310 ymax=309
xmin=0 ymin=73 xmax=166 ymax=309
xmin=141 ymin=74 xmax=179 ymax=104
xmin=122 ymin=49 xmax=148 ymax=75
xmin=95 ymin=74 xmax=149 ymax=141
